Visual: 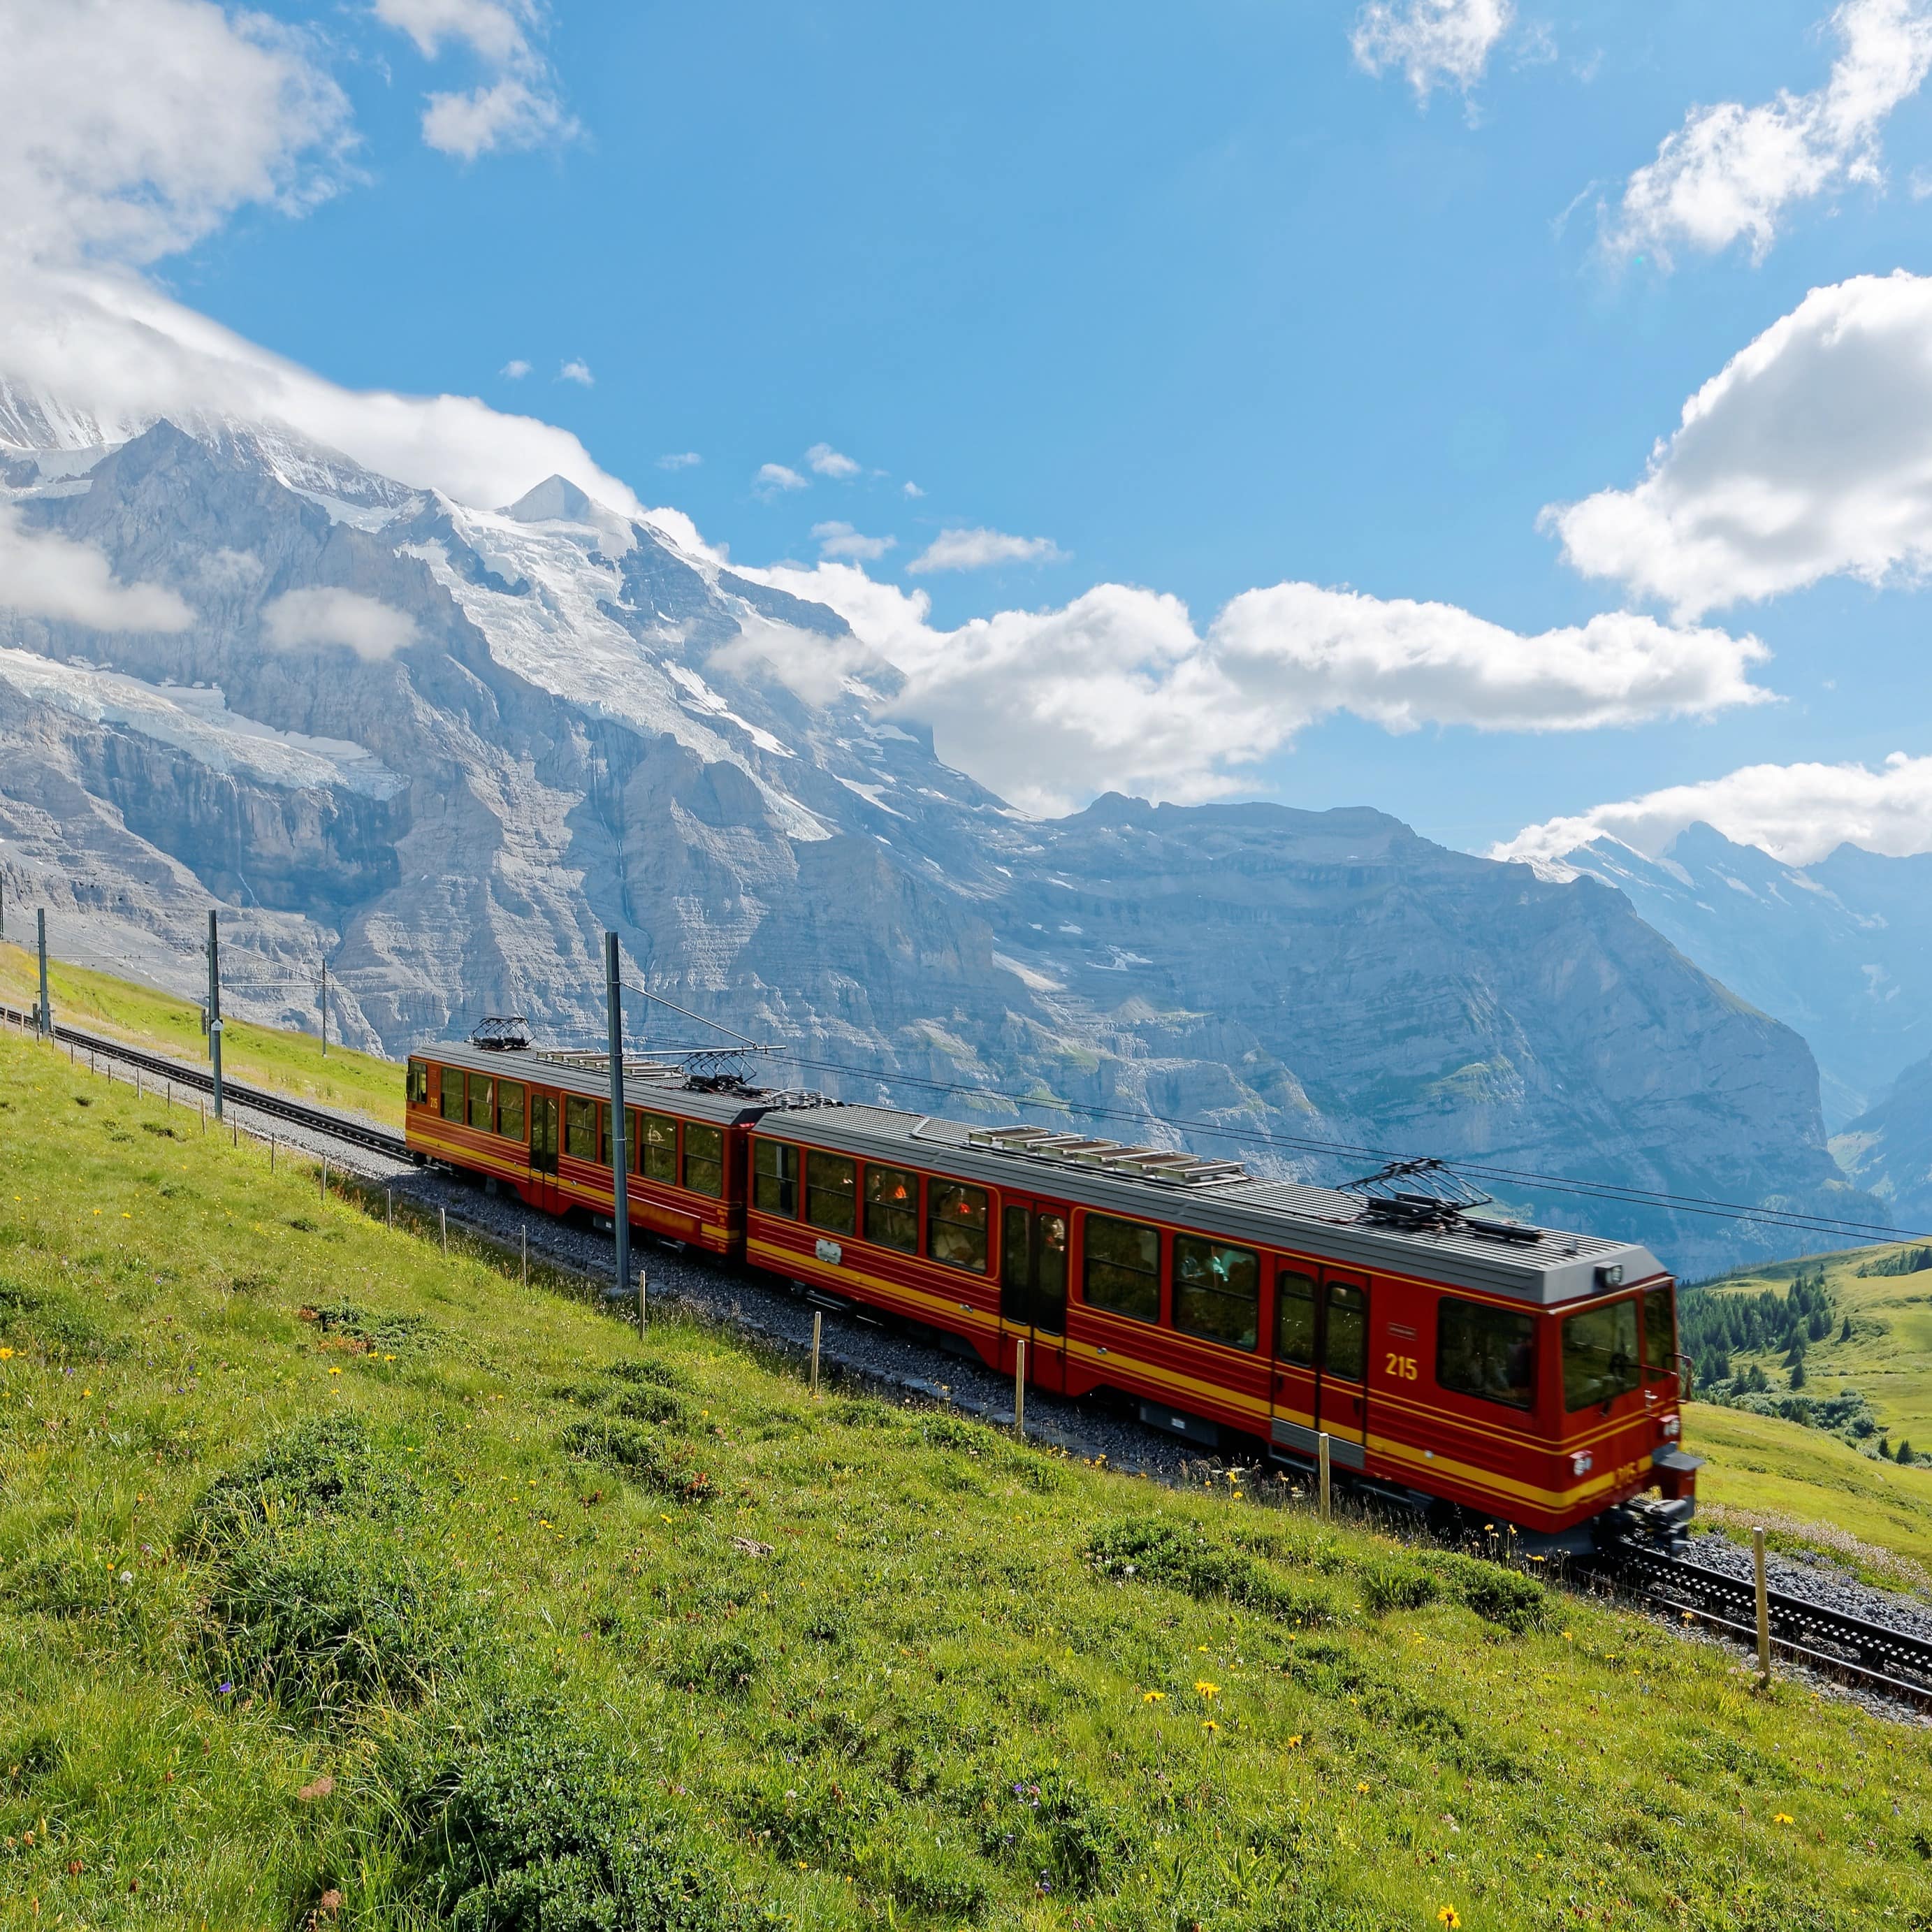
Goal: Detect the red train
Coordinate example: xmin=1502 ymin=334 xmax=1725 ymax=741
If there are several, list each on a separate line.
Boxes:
xmin=406 ymin=1036 xmax=1701 ymax=1549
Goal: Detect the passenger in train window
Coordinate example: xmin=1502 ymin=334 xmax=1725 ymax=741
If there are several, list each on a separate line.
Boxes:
xmin=639 ymin=1112 xmax=677 ymax=1183
xmin=1437 ymin=1298 xmax=1536 ymax=1409
xmin=1172 ymin=1235 xmax=1258 ymax=1349
xmin=928 ymin=1182 xmax=989 ymax=1272
xmin=864 ymin=1164 xmax=920 ymax=1252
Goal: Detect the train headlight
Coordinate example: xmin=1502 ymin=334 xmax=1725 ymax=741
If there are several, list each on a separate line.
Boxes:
xmin=1570 ymin=1451 xmax=1594 ymax=1477
xmin=1662 ymin=1416 xmax=1681 ymax=1439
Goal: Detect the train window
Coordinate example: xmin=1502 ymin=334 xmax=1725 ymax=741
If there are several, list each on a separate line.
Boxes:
xmin=1276 ymin=1270 xmax=1317 ymax=1365
xmin=1084 ymin=1214 xmax=1160 ymax=1322
xmin=1324 ymin=1281 xmax=1367 ymax=1383
xmin=497 ymin=1080 xmax=526 ymax=1143
xmin=639 ymin=1112 xmax=677 ymax=1184
xmin=1643 ymin=1285 xmax=1677 ymax=1378
xmin=927 ymin=1182 xmax=989 ymax=1272
xmin=565 ymin=1095 xmax=600 ymax=1161
xmin=440 ymin=1067 xmax=465 ymax=1124
xmin=683 ymin=1123 xmax=725 ymax=1198
xmin=1172 ymin=1236 xmax=1259 ymax=1351
xmin=754 ymin=1140 xmax=799 ymax=1216
xmin=1437 ymin=1298 xmax=1535 ymax=1410
xmin=1562 ymin=1297 xmax=1640 ymax=1411
xmin=467 ymin=1073 xmax=495 ymax=1133
xmin=806 ymin=1151 xmax=857 ymax=1235
xmin=407 ymin=1060 xmax=428 ymax=1106
xmin=864 ymin=1164 xmax=920 ymax=1253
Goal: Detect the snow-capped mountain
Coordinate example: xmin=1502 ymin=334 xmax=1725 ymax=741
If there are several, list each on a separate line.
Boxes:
xmin=0 ymin=395 xmax=1878 ymax=1273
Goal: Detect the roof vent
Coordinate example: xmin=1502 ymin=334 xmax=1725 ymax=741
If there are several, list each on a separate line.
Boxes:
xmin=964 ymin=1124 xmax=1248 ymax=1187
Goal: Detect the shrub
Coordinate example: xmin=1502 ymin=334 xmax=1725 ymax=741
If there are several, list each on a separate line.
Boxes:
xmin=1358 ymin=1555 xmax=1441 ymax=1613
xmin=184 ymin=1416 xmax=418 ymax=1553
xmin=1435 ymin=1552 xmax=1546 ymax=1632
xmin=201 ymin=1531 xmax=467 ymax=1721
xmin=669 ymin=1634 xmax=762 ymax=1698
xmin=388 ymin=1697 xmax=753 ymax=1932
xmin=559 ymin=1419 xmax=714 ymax=1503
xmin=604 ymin=1356 xmax=690 ymax=1391
xmin=1085 ymin=1518 xmax=1341 ymax=1625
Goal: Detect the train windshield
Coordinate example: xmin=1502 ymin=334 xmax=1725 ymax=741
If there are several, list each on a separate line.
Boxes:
xmin=1642 ymin=1284 xmax=1677 ymax=1381
xmin=1561 ymin=1296 xmax=1641 ymax=1411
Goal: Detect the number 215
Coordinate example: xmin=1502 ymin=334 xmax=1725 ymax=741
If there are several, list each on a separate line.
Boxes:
xmin=1384 ymin=1352 xmax=1418 ymax=1381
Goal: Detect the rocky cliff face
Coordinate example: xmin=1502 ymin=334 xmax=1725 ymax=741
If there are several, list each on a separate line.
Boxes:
xmin=1835 ymin=1054 xmax=1932 ymax=1226
xmin=1539 ymin=825 xmax=1932 ymax=1128
xmin=0 ymin=404 xmax=1875 ymax=1274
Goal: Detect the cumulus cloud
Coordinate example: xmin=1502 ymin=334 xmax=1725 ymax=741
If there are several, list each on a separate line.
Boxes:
xmin=262 ymin=587 xmax=418 ymax=660
xmin=811 ymin=521 xmax=895 ymax=562
xmin=1547 ymin=271 xmax=1932 ymax=616
xmin=1494 ymin=751 xmax=1932 ymax=868
xmin=804 ymin=442 xmax=860 ymax=479
xmin=370 ymin=0 xmax=575 ymax=159
xmin=658 ymin=451 xmax=702 ymax=470
xmin=754 ymin=463 xmax=808 ymax=497
xmin=906 ymin=528 xmax=1069 ymax=574
xmin=500 ymin=358 xmax=530 ymax=378
xmin=0 ymin=504 xmax=194 ymax=633
xmin=0 ymin=0 xmax=351 ymax=266
xmin=1608 ymin=0 xmax=1932 ymax=264
xmin=902 ymin=480 xmax=924 ymax=498
xmin=749 ymin=561 xmax=1773 ymax=816
xmin=1351 ymin=0 xmax=1513 ymax=102
xmin=557 ymin=357 xmax=593 ymax=386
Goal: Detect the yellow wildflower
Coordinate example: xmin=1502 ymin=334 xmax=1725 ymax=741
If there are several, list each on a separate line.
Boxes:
xmin=1437 ymin=1910 xmax=1461 ymax=1929
xmin=1142 ymin=1691 xmax=1165 ymax=1704
xmin=1200 ymin=1720 xmax=1218 ymax=1734
xmin=1356 ymin=1781 xmax=1370 ymax=1794
xmin=1193 ymin=1681 xmax=1219 ymax=1699
xmin=328 ymin=1367 xmax=342 ymax=1376
xmin=1773 ymin=1813 xmax=1794 ymax=1825
xmin=1286 ymin=1734 xmax=1303 ymax=1748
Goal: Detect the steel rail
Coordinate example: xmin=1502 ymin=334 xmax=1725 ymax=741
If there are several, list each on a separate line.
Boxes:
xmin=1599 ymin=1541 xmax=1932 ymax=1708
xmin=0 ymin=1004 xmax=416 ymax=1164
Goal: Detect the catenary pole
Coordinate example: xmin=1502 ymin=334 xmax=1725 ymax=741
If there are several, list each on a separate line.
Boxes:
xmin=605 ymin=931 xmax=633 ymax=1325
xmin=320 ymin=959 xmax=328 ymax=1056
xmin=36 ymin=909 xmax=52 ymax=1040
xmin=208 ymin=909 xmax=224 ymax=1121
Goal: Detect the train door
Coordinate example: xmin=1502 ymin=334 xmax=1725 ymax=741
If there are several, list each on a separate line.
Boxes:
xmin=1000 ymin=1196 xmax=1070 ymax=1394
xmin=529 ymin=1089 xmax=560 ymax=1212
xmin=1314 ymin=1273 xmax=1370 ymax=1457
xmin=1270 ymin=1265 xmax=1369 ymax=1469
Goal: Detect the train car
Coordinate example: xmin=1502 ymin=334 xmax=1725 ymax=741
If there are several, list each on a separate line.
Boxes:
xmin=406 ymin=1032 xmax=1699 ymax=1549
xmin=404 ymin=1039 xmax=773 ymax=1258
xmin=743 ymin=1108 xmax=1699 ymax=1549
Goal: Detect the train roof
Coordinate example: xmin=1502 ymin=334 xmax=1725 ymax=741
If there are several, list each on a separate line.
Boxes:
xmin=416 ymin=1040 xmax=780 ymax=1128
xmin=414 ymin=1041 xmax=1664 ymax=1306
xmin=757 ymin=1105 xmax=1664 ymax=1309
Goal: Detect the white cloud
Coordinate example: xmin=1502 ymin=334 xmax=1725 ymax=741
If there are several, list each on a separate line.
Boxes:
xmin=1547 ymin=270 xmax=1932 ymax=616
xmin=750 ymin=561 xmax=1772 ymax=817
xmin=1351 ymin=0 xmax=1513 ymax=102
xmin=754 ymin=463 xmax=808 ymax=497
xmin=262 ymin=587 xmax=418 ymax=660
xmin=1608 ymin=0 xmax=1932 ymax=265
xmin=811 ymin=521 xmax=896 ymax=562
xmin=805 ymin=442 xmax=860 ymax=479
xmin=0 ymin=0 xmax=351 ymax=266
xmin=901 ymin=480 xmax=924 ymax=498
xmin=557 ymin=357 xmax=593 ymax=386
xmin=658 ymin=451 xmax=702 ymax=470
xmin=1494 ymin=751 xmax=1932 ymax=869
xmin=0 ymin=504 xmax=194 ymax=633
xmin=906 ymin=528 xmax=1069 ymax=574
xmin=370 ymin=0 xmax=574 ymax=159
xmin=500 ymin=358 xmax=531 ymax=379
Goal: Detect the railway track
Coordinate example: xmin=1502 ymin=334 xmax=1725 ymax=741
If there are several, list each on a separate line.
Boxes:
xmin=1599 ymin=1541 xmax=1932 ymax=1709
xmin=12 ymin=1001 xmax=1932 ymax=1712
xmin=0 ymin=1005 xmax=416 ymax=1164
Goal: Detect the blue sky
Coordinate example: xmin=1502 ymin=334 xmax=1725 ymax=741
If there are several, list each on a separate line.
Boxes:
xmin=11 ymin=0 xmax=1932 ymax=859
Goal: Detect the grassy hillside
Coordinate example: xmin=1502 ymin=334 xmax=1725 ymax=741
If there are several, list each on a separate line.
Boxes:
xmin=1 ymin=1029 xmax=1929 ymax=1929
xmin=1689 ymin=1241 xmax=1932 ymax=1453
xmin=0 ymin=936 xmax=401 ymax=1126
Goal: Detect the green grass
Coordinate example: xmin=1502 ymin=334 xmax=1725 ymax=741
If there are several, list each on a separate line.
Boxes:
xmin=1694 ymin=1241 xmax=1932 ymax=1453
xmin=0 ymin=938 xmax=402 ymax=1127
xmin=1 ymin=1029 xmax=1929 ymax=1929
